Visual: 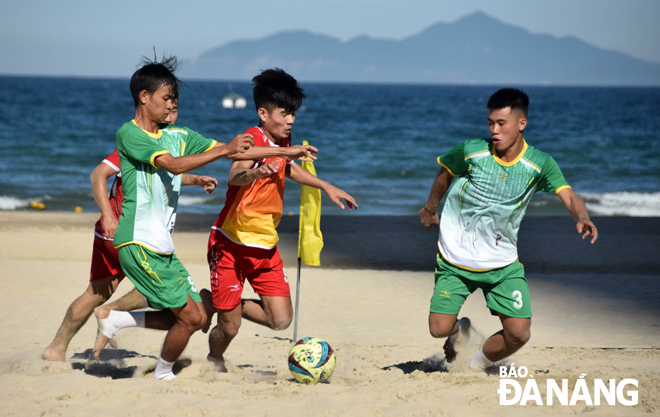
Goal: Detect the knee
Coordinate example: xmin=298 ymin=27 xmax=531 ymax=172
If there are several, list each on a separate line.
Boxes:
xmin=179 ymin=309 xmax=203 ymax=333
xmin=429 ymin=317 xmax=454 ymax=339
xmin=192 ymin=310 xmax=208 ymax=332
xmin=218 ymin=318 xmax=241 ymax=339
xmin=506 ymin=328 xmax=531 ymax=347
xmin=269 ymin=314 xmax=292 ymax=331
xmin=429 ymin=325 xmax=453 ymax=339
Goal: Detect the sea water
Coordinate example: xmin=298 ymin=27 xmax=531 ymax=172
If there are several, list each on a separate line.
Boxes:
xmin=0 ymin=76 xmax=658 ymax=216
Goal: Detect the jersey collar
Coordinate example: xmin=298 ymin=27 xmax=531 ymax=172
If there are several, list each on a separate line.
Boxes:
xmin=492 ymin=139 xmax=527 ymax=167
xmin=132 ymin=119 xmax=162 ymax=139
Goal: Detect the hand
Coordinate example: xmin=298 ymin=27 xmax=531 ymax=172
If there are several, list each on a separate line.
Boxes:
xmin=325 ymin=185 xmax=358 ymax=210
xmin=284 ymin=145 xmax=318 ymax=161
xmin=196 ymin=175 xmax=218 ymax=194
xmin=226 ymin=133 xmax=254 ymax=158
xmin=419 ymin=206 xmax=439 ymax=231
xmin=576 ymin=218 xmax=598 ymax=243
xmin=102 ymin=214 xmax=118 ymax=239
xmin=255 ymin=161 xmax=281 ymax=179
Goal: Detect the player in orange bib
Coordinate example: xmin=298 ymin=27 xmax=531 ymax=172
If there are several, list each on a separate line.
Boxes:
xmin=206 ymin=68 xmax=358 ymax=371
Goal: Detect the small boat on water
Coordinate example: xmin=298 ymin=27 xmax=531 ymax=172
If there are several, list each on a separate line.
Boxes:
xmin=221 ymin=93 xmax=247 ymax=109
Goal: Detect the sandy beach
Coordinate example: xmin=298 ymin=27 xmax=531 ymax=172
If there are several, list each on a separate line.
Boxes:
xmin=0 ymin=211 xmax=658 ymax=416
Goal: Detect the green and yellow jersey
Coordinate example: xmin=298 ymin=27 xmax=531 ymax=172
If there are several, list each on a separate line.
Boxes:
xmin=114 ymin=120 xmax=216 ymax=255
xmin=438 ymin=138 xmax=570 ymax=272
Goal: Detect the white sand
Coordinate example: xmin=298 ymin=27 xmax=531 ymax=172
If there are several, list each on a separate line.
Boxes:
xmin=0 ymin=212 xmax=658 ymax=416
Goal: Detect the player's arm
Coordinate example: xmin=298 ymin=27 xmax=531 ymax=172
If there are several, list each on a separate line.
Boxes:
xmin=155 ymin=133 xmax=255 ymax=175
xmin=557 ymin=188 xmax=598 ymax=243
xmin=419 ymin=167 xmax=454 ymax=231
xmin=181 ymin=174 xmax=218 ymax=194
xmin=286 ymin=162 xmax=357 ymax=210
xmin=235 ymin=144 xmax=318 ymax=162
xmin=227 ymin=159 xmax=282 ymax=186
xmin=90 ymin=162 xmax=119 ymax=238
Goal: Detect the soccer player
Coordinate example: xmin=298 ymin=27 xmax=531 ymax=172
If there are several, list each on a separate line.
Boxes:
xmin=419 ymin=88 xmax=598 ymax=372
xmin=206 ymin=68 xmax=358 ymax=371
xmin=92 ymin=57 xmax=317 ymax=380
xmin=42 ymin=100 xmax=217 ymax=362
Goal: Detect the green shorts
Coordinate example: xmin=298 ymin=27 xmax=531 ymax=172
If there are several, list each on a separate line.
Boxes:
xmin=118 ymin=244 xmax=201 ymax=310
xmin=430 ymin=254 xmax=532 ymax=319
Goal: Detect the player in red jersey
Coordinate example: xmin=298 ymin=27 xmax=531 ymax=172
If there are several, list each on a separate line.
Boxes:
xmin=205 ymin=68 xmax=358 ymax=371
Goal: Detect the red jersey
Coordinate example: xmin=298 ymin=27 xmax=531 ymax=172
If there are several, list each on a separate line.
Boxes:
xmin=212 ymin=127 xmax=292 ymax=250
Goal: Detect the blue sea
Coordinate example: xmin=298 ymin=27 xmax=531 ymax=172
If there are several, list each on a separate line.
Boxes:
xmin=0 ymin=76 xmax=659 ymax=216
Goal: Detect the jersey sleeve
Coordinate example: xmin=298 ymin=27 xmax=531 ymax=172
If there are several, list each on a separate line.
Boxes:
xmin=181 ymin=127 xmax=217 ymax=156
xmin=537 ymin=156 xmax=571 ymax=194
xmin=117 ymin=128 xmax=170 ymax=167
xmin=438 ymin=141 xmax=468 ymax=177
xmin=102 ymin=148 xmax=120 ymax=173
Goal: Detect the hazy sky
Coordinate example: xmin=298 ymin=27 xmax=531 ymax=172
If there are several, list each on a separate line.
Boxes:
xmin=1 ymin=0 xmax=658 ymax=78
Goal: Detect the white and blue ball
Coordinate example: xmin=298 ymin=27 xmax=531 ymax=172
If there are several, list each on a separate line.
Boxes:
xmin=288 ymin=337 xmax=336 ymax=384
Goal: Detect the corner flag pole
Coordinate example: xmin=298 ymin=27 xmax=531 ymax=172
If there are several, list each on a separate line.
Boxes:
xmin=293 ymin=257 xmax=302 ymax=343
xmin=293 ymin=140 xmax=323 ymax=343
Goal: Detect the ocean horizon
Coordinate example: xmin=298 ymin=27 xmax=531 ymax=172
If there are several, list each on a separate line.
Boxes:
xmin=1 ymin=76 xmax=658 ymax=217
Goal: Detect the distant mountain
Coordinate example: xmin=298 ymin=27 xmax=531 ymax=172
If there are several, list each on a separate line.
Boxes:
xmin=181 ymin=12 xmax=660 ymax=86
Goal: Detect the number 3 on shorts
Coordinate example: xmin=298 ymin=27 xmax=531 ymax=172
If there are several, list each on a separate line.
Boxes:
xmin=512 ymin=290 xmax=523 ymax=309
xmin=187 ymin=276 xmax=199 ymax=293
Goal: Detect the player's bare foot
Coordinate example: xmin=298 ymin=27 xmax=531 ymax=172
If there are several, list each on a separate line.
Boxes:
xmin=200 ymin=289 xmax=215 ymax=334
xmin=201 ymin=318 xmax=213 ymax=334
xmin=41 ymin=346 xmax=66 ymax=362
xmin=207 ymin=355 xmax=228 ymax=373
xmin=92 ymin=307 xmax=112 ymax=359
xmin=443 ymin=317 xmax=471 ymax=363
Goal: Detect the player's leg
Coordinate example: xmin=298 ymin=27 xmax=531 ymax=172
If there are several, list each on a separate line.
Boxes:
xmin=428 ymin=313 xmax=458 ymax=338
xmin=93 ymin=296 xmax=208 ymax=360
xmin=93 ymin=247 xmax=204 ymax=363
xmin=43 ymin=275 xmax=119 ymax=361
xmin=481 ymin=314 xmax=531 ymax=362
xmin=242 ymin=295 xmax=293 ymax=330
xmin=91 ymin=287 xmax=151 ymax=351
xmin=154 ymin=294 xmax=203 ymax=380
xmin=241 ymin=246 xmax=292 ymax=330
xmin=429 ymin=256 xmax=474 ymax=362
xmin=102 ymin=287 xmax=149 ymax=311
xmin=206 ymin=231 xmax=245 ymax=370
xmin=44 ymin=235 xmax=124 ymax=361
xmin=200 ymin=288 xmax=215 ymax=333
xmin=207 ymin=305 xmax=243 ymax=371
xmin=469 ymin=271 xmax=532 ymax=372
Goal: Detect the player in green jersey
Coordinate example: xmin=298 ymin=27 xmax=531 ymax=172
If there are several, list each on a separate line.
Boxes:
xmin=42 ymin=100 xmax=219 ymax=362
xmin=92 ymin=56 xmax=318 ymax=380
xmin=419 ymin=88 xmax=598 ymax=372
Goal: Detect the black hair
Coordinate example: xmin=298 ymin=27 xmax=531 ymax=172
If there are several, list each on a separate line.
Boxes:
xmin=252 ymin=68 xmax=306 ymax=113
xmin=129 ymin=53 xmax=184 ymax=107
xmin=487 ymin=88 xmax=529 ymax=118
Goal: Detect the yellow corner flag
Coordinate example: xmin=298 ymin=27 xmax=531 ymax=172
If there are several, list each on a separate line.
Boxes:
xmin=297 ymin=140 xmax=323 ymax=266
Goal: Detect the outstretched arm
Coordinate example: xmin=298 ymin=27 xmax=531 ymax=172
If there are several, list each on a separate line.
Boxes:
xmin=228 ymin=159 xmax=281 ymax=186
xmin=155 ymin=133 xmax=255 ymax=175
xmin=182 ymin=174 xmax=218 ymax=194
xmin=90 ymin=163 xmax=119 ymax=238
xmin=558 ymin=188 xmax=598 ymax=243
xmin=286 ymin=162 xmax=357 ymax=210
xmin=234 ymin=144 xmax=318 ymax=162
xmin=419 ymin=167 xmax=454 ymax=231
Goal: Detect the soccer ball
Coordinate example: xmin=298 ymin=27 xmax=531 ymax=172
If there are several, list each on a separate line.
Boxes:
xmin=288 ymin=337 xmax=336 ymax=384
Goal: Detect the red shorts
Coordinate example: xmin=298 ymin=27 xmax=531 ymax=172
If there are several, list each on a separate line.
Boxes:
xmin=90 ymin=233 xmax=125 ymax=282
xmin=208 ymin=230 xmax=290 ymax=310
